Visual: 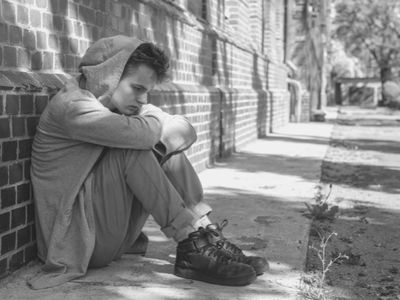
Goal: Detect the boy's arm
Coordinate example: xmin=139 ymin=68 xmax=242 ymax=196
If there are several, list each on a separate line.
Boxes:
xmin=141 ymin=104 xmax=197 ymax=163
xmin=63 ymin=96 xmax=162 ymax=149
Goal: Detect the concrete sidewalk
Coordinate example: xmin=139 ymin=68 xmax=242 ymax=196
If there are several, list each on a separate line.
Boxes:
xmin=0 ymin=122 xmax=333 ymax=300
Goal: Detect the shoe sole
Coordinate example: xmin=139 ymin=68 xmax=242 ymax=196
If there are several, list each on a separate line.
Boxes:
xmin=254 ymin=265 xmax=267 ymax=276
xmin=174 ymin=266 xmax=257 ymax=286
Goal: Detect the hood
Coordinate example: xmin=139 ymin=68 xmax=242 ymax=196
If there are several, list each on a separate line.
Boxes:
xmin=79 ymin=35 xmax=143 ymax=98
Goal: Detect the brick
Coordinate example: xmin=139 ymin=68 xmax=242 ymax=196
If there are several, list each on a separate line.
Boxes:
xmin=56 ymin=0 xmax=67 ymax=14
xmin=12 ymin=116 xmax=25 ymax=137
xmin=42 ymin=52 xmax=53 ymax=69
xmin=2 ymin=141 xmax=17 ymax=161
xmin=31 ymin=223 xmax=36 ymax=240
xmin=92 ymin=27 xmax=99 ymax=41
xmin=16 ymin=183 xmax=30 ymax=203
xmin=113 ymin=3 xmax=122 ymax=17
xmin=53 ymin=15 xmax=64 ymax=32
xmin=0 ymin=118 xmax=10 ymax=138
xmin=20 ymin=95 xmax=34 ymax=114
xmin=73 ymin=21 xmax=83 ymax=37
xmin=17 ymin=225 xmax=30 ymax=247
xmin=0 ymin=258 xmax=6 ymax=276
xmin=79 ymin=40 xmax=89 ymax=55
xmin=1 ymin=232 xmax=15 ymax=255
xmin=1 ymin=186 xmax=16 ymax=208
xmin=69 ymin=38 xmax=79 ymax=54
xmin=54 ymin=54 xmax=64 ymax=70
xmin=35 ymin=95 xmax=48 ymax=113
xmin=48 ymin=34 xmax=59 ymax=51
xmin=68 ymin=3 xmax=78 ymax=19
xmin=23 ymin=29 xmax=36 ymax=50
xmin=37 ymin=31 xmax=47 ymax=49
xmin=30 ymin=9 xmax=41 ymax=27
xmin=66 ymin=55 xmax=75 ymax=70
xmin=18 ymin=139 xmax=32 ymax=159
xmin=98 ymin=0 xmax=105 ymax=11
xmin=0 ymin=166 xmax=7 ymax=187
xmin=24 ymin=160 xmax=31 ymax=180
xmin=42 ymin=13 xmax=53 ymax=29
xmin=0 ymin=23 xmax=8 ymax=43
xmin=0 ymin=212 xmax=10 ymax=234
xmin=9 ymin=162 xmax=23 ymax=184
xmin=36 ymin=0 xmax=47 ymax=8
xmin=25 ymin=243 xmax=36 ymax=262
xmin=31 ymin=51 xmax=42 ymax=70
xmin=9 ymin=25 xmax=22 ymax=45
xmin=27 ymin=203 xmax=34 ymax=223
xmin=9 ymin=250 xmax=24 ymax=270
xmin=3 ymin=46 xmax=17 ymax=67
xmin=6 ymin=95 xmax=19 ymax=114
xmin=17 ymin=48 xmax=30 ymax=69
xmin=95 ymin=11 xmax=104 ymax=27
xmin=15 ymin=0 xmax=35 ymax=5
xmin=3 ymin=1 xmax=16 ymax=23
xmin=79 ymin=6 xmax=95 ymax=24
xmin=11 ymin=206 xmax=26 ymax=228
xmin=59 ymin=36 xmax=68 ymax=52
xmin=17 ymin=5 xmax=29 ymax=25
xmin=27 ymin=116 xmax=39 ymax=136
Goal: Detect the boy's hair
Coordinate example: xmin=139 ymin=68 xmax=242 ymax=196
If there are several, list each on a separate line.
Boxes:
xmin=122 ymin=43 xmax=170 ymax=83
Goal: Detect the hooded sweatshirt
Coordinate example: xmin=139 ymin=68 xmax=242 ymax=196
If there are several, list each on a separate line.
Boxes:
xmin=28 ymin=35 xmax=169 ymax=289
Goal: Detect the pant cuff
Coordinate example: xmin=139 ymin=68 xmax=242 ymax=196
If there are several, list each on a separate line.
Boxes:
xmin=161 ymin=208 xmax=196 ymax=238
xmin=190 ymin=201 xmax=212 ymax=218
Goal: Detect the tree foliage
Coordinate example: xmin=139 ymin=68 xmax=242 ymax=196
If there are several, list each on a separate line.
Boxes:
xmin=333 ymin=0 xmax=400 ymax=80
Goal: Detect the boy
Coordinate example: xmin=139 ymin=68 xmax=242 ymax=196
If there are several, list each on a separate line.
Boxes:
xmin=28 ymin=35 xmax=267 ymax=289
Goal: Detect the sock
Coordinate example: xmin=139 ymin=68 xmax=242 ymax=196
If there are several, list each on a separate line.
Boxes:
xmin=174 ymin=215 xmax=213 ymax=243
xmin=192 ymin=215 xmax=212 ymax=229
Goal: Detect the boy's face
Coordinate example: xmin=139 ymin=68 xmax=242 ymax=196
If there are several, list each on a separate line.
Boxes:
xmin=110 ymin=64 xmax=157 ymax=116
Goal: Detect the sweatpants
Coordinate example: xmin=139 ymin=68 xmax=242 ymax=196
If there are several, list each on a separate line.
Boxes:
xmin=88 ymin=148 xmax=211 ymax=268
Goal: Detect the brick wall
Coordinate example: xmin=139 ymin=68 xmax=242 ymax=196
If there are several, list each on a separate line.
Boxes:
xmin=0 ymin=87 xmax=59 ymax=276
xmin=0 ymin=0 xmax=291 ymax=277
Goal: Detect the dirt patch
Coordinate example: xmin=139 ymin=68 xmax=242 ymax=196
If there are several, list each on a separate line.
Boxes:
xmin=304 ymin=108 xmax=400 ymax=299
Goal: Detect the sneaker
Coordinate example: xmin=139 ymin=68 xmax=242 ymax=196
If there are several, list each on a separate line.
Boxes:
xmin=174 ymin=230 xmax=257 ymax=286
xmin=202 ymin=220 xmax=269 ymax=275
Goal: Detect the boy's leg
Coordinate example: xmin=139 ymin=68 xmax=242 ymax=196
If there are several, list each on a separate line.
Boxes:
xmin=89 ymin=147 xmax=258 ymax=286
xmin=123 ymin=152 xmax=211 ymax=255
xmin=161 ymin=152 xmax=212 ymax=222
xmin=89 ymin=149 xmax=149 ymax=268
xmin=89 ymin=148 xmax=201 ymax=267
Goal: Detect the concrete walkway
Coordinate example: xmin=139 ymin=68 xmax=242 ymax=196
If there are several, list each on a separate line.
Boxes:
xmin=0 ymin=122 xmax=333 ymax=300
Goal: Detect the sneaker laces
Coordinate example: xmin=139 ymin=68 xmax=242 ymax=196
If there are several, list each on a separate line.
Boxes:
xmin=205 ymin=219 xmax=244 ymax=257
xmin=201 ymin=243 xmax=235 ymax=264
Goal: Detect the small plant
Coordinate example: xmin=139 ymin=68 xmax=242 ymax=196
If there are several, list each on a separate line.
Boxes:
xmin=299 ymin=230 xmax=348 ymax=299
xmin=305 ymin=184 xmax=339 ymax=220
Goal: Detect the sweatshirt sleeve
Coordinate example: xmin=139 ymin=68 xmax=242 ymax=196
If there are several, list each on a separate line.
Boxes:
xmin=63 ymin=95 xmax=162 ymax=149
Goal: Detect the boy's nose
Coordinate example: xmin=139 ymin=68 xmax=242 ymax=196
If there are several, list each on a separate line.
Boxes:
xmin=136 ymin=94 xmax=148 ymax=105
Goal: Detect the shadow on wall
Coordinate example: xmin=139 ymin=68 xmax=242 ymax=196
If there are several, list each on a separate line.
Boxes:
xmin=148 ymin=5 xmax=187 ymax=116
xmin=253 ymin=53 xmax=268 ymax=137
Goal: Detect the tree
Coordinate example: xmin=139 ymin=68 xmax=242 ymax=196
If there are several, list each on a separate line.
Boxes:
xmin=333 ymin=0 xmax=400 ymax=103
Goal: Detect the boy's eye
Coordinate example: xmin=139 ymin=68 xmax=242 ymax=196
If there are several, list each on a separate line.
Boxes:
xmin=132 ymin=85 xmax=145 ymax=92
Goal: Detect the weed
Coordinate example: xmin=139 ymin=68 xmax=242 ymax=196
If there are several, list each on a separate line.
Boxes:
xmin=305 ymin=184 xmax=339 ymax=221
xmin=299 ymin=230 xmax=348 ymax=299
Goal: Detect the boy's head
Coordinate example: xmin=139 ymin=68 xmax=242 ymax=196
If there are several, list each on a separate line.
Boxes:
xmin=122 ymin=43 xmax=170 ymax=83
xmin=110 ymin=43 xmax=170 ymax=116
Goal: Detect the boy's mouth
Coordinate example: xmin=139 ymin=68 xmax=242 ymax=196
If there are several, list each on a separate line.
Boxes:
xmin=127 ymin=106 xmax=140 ymax=115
